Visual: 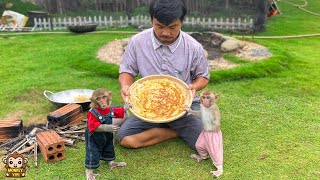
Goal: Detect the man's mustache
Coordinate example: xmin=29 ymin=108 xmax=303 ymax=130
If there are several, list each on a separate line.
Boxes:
xmin=159 ymin=36 xmax=172 ymax=39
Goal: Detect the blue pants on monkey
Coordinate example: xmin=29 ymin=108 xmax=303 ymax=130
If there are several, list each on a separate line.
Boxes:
xmin=85 ymin=108 xmax=115 ymax=169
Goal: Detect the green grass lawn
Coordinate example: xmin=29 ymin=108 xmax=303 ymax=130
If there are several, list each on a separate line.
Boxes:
xmin=0 ymin=0 xmax=319 ymax=179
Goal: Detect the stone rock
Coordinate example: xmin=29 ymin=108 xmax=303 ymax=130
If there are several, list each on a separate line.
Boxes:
xmin=121 ymin=38 xmax=129 ymax=47
xmin=221 ymin=35 xmax=238 ymax=41
xmin=220 ymin=39 xmax=244 ymax=52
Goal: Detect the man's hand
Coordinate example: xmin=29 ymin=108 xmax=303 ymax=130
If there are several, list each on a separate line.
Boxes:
xmin=121 ymin=85 xmax=130 ymax=102
xmin=187 ymin=84 xmax=197 ymax=98
xmin=187 ymin=77 xmax=209 ymax=98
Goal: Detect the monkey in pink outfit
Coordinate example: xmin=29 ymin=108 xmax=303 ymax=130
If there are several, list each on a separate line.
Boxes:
xmin=186 ymin=90 xmax=223 ymax=177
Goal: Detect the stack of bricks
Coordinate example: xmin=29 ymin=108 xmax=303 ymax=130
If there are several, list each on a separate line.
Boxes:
xmin=36 ymin=130 xmax=66 ymax=163
xmin=47 ymin=103 xmax=84 ymax=128
xmin=0 ymin=119 xmax=23 ymax=142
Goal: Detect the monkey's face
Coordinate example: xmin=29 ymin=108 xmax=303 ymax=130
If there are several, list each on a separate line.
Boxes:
xmin=201 ymin=95 xmax=212 ymax=108
xmin=8 ymin=157 xmax=23 ymax=168
xmin=95 ymin=94 xmax=110 ymax=109
xmin=90 ymin=88 xmax=112 ymax=109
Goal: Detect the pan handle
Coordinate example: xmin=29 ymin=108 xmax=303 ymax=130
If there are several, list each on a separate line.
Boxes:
xmin=43 ymin=90 xmax=54 ymax=100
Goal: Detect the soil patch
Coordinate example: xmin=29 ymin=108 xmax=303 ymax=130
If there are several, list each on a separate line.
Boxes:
xmin=97 ymin=33 xmax=271 ymax=70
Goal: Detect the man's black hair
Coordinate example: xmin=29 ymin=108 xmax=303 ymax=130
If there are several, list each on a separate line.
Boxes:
xmin=149 ymin=0 xmax=187 ymax=26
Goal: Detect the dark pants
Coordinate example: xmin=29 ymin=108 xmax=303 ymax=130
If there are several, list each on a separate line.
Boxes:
xmin=117 ymin=102 xmax=203 ymax=150
xmin=85 ymin=127 xmax=115 ymax=169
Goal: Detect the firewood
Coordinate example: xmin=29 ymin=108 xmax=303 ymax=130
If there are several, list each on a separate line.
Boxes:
xmin=17 ymin=143 xmax=35 ymax=154
xmin=57 ymin=130 xmax=85 ymax=134
xmin=34 ymin=141 xmax=38 ymax=167
xmin=65 ymin=144 xmax=79 ymax=149
xmin=6 ymin=127 xmax=41 ymax=154
xmin=69 ymin=124 xmax=86 ymax=131
xmin=11 ymin=137 xmax=32 ymax=154
xmin=63 ymin=138 xmax=75 ymax=145
xmin=8 ymin=138 xmax=27 ymax=153
xmin=0 ymin=136 xmax=22 ymax=149
xmin=62 ymin=134 xmax=85 ymax=141
xmin=82 ymin=118 xmax=88 ymax=122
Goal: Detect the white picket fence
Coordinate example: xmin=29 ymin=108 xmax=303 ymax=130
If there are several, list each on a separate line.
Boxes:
xmin=32 ymin=15 xmax=254 ymax=31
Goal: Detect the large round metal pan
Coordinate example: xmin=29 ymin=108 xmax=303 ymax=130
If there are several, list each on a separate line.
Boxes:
xmin=127 ymin=75 xmax=193 ymax=123
xmin=44 ymin=89 xmax=94 ymax=111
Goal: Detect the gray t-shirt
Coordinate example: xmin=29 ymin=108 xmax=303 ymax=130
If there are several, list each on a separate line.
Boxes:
xmin=119 ymin=28 xmax=210 ymax=85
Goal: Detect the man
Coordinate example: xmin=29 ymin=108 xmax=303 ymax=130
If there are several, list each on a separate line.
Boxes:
xmin=117 ymin=0 xmax=210 ymax=150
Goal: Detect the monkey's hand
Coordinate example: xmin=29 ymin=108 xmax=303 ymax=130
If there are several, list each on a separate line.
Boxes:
xmin=185 ymin=106 xmax=192 ymax=113
xmin=185 ymin=106 xmax=201 ymax=117
xmin=95 ymin=124 xmax=120 ymax=133
xmin=108 ymin=160 xmax=127 ymax=170
xmin=124 ymin=102 xmax=132 ymax=112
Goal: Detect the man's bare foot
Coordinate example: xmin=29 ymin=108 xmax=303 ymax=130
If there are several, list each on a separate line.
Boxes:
xmin=210 ymin=170 xmax=223 ymax=177
xmin=109 ymin=161 xmax=127 ymax=170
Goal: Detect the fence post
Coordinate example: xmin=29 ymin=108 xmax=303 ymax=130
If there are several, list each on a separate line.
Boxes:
xmin=125 ymin=16 xmax=129 ymax=27
xmin=226 ymin=18 xmax=229 ymax=31
xmin=52 ymin=18 xmax=56 ymax=30
xmin=131 ymin=16 xmax=135 ymax=26
xmin=68 ymin=17 xmax=72 ymax=26
xmin=43 ymin=18 xmax=48 ymax=30
xmin=32 ymin=18 xmax=37 ymax=31
xmin=78 ymin=16 xmax=82 ymax=25
xmin=140 ymin=15 xmax=143 ymax=25
xmin=208 ymin=18 xmax=212 ymax=29
xmin=57 ymin=18 xmax=61 ymax=30
xmin=136 ymin=15 xmax=139 ymax=25
xmin=231 ymin=18 xmax=235 ymax=31
xmin=214 ymin=18 xmax=217 ymax=30
xmin=202 ymin=17 xmax=206 ymax=28
xmin=249 ymin=18 xmax=253 ymax=29
xmin=98 ymin=16 xmax=102 ymax=27
xmin=184 ymin=17 xmax=189 ymax=26
xmin=143 ymin=15 xmax=146 ymax=26
xmin=94 ymin=16 xmax=97 ymax=23
xmin=244 ymin=18 xmax=247 ymax=29
xmin=120 ymin=16 xmax=123 ymax=27
xmin=104 ymin=16 xmax=107 ymax=27
xmin=110 ymin=16 xmax=113 ymax=27
xmin=63 ymin=18 xmax=67 ymax=29
xmin=54 ymin=18 xmax=57 ymax=30
xmin=48 ymin=18 xmax=52 ymax=30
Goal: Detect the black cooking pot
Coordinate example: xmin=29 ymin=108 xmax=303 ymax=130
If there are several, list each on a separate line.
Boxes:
xmin=67 ymin=23 xmax=97 ymax=33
